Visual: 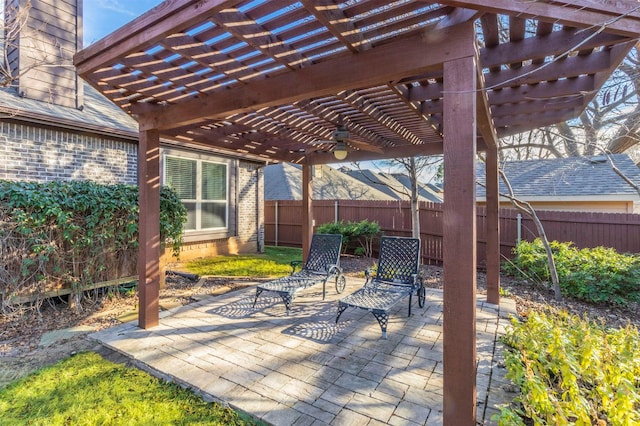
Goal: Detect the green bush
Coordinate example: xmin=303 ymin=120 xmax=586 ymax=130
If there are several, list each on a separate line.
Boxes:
xmin=316 ymin=219 xmax=381 ymax=257
xmin=503 ymin=239 xmax=640 ymax=305
xmin=496 ymin=311 xmax=640 ymax=425
xmin=0 ymin=180 xmax=186 ymax=310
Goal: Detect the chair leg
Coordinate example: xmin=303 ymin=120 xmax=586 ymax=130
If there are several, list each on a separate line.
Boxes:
xmin=372 ymin=311 xmax=389 ymax=339
xmin=336 ymin=303 xmax=348 ymax=323
xmin=279 ymin=292 xmax=294 ymax=315
xmin=253 ymin=288 xmax=264 ymax=308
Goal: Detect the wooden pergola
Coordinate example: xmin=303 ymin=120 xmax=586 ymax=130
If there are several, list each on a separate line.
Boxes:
xmin=74 ymin=1 xmax=640 ymax=424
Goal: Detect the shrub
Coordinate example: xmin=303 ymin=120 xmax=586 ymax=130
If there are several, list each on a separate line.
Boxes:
xmin=316 ymin=220 xmax=381 ymax=257
xmin=503 ymin=239 xmax=640 ymax=306
xmin=496 ymin=311 xmax=640 ymax=425
xmin=0 ymin=180 xmax=186 ymax=311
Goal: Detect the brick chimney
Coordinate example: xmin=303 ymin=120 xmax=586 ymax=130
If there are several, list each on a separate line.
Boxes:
xmin=5 ymin=0 xmax=83 ymax=109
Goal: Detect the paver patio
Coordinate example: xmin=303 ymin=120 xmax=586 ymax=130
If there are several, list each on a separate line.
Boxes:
xmin=91 ymin=277 xmax=516 ymax=425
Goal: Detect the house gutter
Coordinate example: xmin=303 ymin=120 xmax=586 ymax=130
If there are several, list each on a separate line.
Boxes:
xmin=1 ymin=111 xmax=139 ymax=141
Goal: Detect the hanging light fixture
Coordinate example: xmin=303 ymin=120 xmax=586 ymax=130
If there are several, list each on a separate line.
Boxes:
xmin=333 ymin=141 xmax=348 ymax=160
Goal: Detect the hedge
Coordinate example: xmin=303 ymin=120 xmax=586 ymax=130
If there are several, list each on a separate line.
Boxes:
xmin=0 ymin=180 xmax=186 ymax=312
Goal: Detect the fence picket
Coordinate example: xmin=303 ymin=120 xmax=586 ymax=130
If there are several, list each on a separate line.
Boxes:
xmin=265 ymin=201 xmax=640 ymax=264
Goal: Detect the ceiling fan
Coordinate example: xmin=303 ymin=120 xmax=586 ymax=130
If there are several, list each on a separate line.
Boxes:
xmin=310 ymin=124 xmax=383 ymax=160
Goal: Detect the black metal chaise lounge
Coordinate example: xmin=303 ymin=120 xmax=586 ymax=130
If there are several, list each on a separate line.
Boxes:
xmin=336 ymin=236 xmax=425 ymax=339
xmin=253 ymin=233 xmax=346 ymax=315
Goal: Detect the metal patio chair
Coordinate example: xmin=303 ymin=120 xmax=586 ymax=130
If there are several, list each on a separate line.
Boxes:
xmin=336 ymin=236 xmax=425 ymax=339
xmin=253 ymin=233 xmax=345 ymax=315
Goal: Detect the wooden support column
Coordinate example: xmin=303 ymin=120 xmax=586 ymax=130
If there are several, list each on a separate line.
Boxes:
xmin=443 ymin=53 xmax=477 ymax=423
xmin=485 ymin=144 xmax=500 ymax=304
xmin=476 ymin=54 xmax=501 ymax=306
xmin=138 ymin=128 xmax=161 ymax=329
xmin=301 ymin=164 xmax=313 ymax=261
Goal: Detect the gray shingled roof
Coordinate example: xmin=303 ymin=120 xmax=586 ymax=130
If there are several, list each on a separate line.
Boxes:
xmin=264 ymin=163 xmax=399 ymax=201
xmin=0 ymin=83 xmax=138 ymax=137
xmin=389 ymin=173 xmax=444 ymax=203
xmin=343 ymin=169 xmax=443 ymax=203
xmin=265 ymin=164 xmax=444 ymax=202
xmin=476 ymin=154 xmax=640 ymax=198
xmin=342 ymin=169 xmax=405 ymax=200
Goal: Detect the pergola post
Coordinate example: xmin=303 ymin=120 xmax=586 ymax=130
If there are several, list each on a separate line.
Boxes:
xmin=302 ymin=164 xmax=313 ymax=261
xmin=485 ymin=144 xmax=500 ymax=304
xmin=137 ymin=128 xmax=161 ymax=329
xmin=443 ymin=53 xmax=477 ymax=424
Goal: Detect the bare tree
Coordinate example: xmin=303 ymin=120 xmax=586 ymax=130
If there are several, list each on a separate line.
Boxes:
xmin=0 ymin=0 xmax=76 ymax=112
xmin=2 ymin=1 xmax=55 ymax=87
xmin=360 ymin=155 xmax=442 ymax=239
xmin=499 ymin=170 xmax=562 ymax=301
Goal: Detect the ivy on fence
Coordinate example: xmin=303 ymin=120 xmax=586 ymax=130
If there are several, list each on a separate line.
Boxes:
xmin=0 ymin=180 xmax=186 ymax=312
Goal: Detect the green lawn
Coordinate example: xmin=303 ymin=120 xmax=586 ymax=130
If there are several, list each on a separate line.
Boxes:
xmin=1 ymin=246 xmax=303 ymax=424
xmin=0 ymin=352 xmax=261 ymax=425
xmin=183 ymin=245 xmax=303 ymax=277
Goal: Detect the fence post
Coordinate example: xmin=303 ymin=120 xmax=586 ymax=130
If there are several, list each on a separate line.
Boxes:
xmin=275 ymin=201 xmax=279 ymax=246
xmin=516 ymin=213 xmax=521 ymax=245
xmin=335 ymin=200 xmax=338 ymax=223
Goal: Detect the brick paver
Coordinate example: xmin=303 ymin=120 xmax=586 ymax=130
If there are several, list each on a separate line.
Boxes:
xmin=90 ymin=279 xmax=517 ymax=425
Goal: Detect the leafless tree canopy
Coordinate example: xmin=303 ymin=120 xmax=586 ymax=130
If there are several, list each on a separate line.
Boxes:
xmin=1 ymin=0 xmax=71 ymax=89
xmin=498 ymin=38 xmax=640 ymax=161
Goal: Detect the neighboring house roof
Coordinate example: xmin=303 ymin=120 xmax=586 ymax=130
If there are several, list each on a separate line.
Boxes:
xmin=342 ymin=169 xmax=406 ymax=200
xmin=476 ymin=154 xmax=640 ymax=201
xmin=265 ymin=163 xmax=444 ymax=202
xmin=343 ymin=169 xmax=443 ymax=203
xmin=389 ymin=173 xmax=444 ymax=203
xmin=264 ymin=163 xmax=399 ymax=201
xmin=426 ymin=182 xmax=444 ymax=196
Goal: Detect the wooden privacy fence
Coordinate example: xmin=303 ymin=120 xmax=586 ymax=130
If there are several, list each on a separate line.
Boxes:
xmin=265 ymin=200 xmax=640 ymax=266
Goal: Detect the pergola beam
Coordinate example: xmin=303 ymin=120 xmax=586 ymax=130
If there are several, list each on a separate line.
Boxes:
xmin=299 ymin=142 xmax=445 ymax=165
xmin=436 ymin=0 xmax=640 ymax=37
xmin=484 ymin=48 xmax=613 ymax=90
xmin=480 ymin=30 xmax=627 ymax=71
xmin=134 ymin=25 xmax=475 ymax=130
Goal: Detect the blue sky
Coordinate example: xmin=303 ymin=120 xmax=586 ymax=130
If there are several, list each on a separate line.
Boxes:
xmin=83 ymin=0 xmax=163 ymax=46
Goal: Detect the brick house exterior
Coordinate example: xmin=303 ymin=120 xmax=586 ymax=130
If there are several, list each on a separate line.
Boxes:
xmin=1 ymin=0 xmax=265 ymax=262
xmin=0 ymin=122 xmax=138 ymax=184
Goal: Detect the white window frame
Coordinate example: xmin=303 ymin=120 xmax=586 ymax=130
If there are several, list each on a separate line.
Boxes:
xmin=162 ymin=150 xmax=234 ymax=241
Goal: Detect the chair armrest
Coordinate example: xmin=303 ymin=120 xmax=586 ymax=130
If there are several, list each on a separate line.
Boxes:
xmin=364 ymin=267 xmax=378 ymax=288
xmin=365 ymin=267 xmax=374 ymax=279
xmin=327 ymin=264 xmax=343 ymax=276
xmin=290 ymin=260 xmax=303 ymax=275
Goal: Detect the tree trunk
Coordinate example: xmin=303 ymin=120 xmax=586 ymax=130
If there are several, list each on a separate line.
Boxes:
xmin=409 ymin=157 xmax=420 ymax=239
xmin=498 ymin=170 xmax=562 ymax=301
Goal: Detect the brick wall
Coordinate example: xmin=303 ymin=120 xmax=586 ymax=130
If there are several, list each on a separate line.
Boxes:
xmin=2 ymin=120 xmax=266 ymax=259
xmin=0 ymin=121 xmax=137 ymax=184
xmin=237 ymin=161 xmax=265 ymax=249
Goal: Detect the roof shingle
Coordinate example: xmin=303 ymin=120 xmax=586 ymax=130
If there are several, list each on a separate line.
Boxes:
xmin=476 ymin=154 xmax=640 ymax=198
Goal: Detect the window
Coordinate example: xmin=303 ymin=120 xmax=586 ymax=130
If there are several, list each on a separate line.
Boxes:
xmin=164 ymin=155 xmax=228 ymax=232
